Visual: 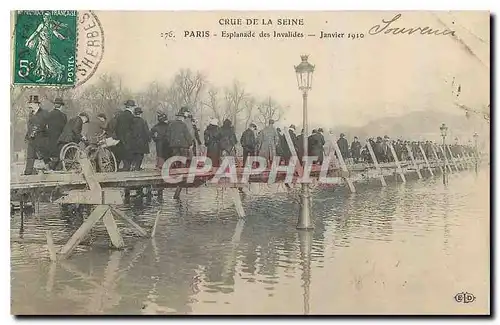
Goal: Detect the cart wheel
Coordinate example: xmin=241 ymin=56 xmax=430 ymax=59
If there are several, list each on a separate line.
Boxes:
xmin=97 ymin=148 xmax=117 ymax=172
xmin=60 ymin=143 xmax=84 ymax=172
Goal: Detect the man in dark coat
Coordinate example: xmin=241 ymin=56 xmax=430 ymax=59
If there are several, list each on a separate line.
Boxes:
xmin=382 ymin=135 xmax=390 ymax=162
xmin=281 ymin=124 xmax=298 ymax=164
xmin=317 ymin=128 xmax=326 ymax=164
xmin=337 ymin=133 xmax=349 ymax=161
xmin=150 ymin=112 xmax=170 ymax=169
xmin=350 ymin=136 xmax=362 ymax=163
xmin=24 ymin=95 xmax=51 ymax=175
xmin=115 ymin=99 xmax=137 ymax=171
xmin=130 ymin=107 xmax=150 ymax=171
xmin=297 ymin=128 xmax=305 ymax=164
xmin=240 ymin=123 xmax=257 ymax=167
xmin=47 ymin=97 xmax=67 ymax=168
xmin=374 ymin=136 xmax=384 ymax=163
xmin=308 ymin=129 xmax=324 ymax=164
xmin=219 ymin=119 xmax=238 ymax=156
xmin=204 ymin=118 xmax=221 ymax=167
xmin=165 ymin=109 xmax=194 ymax=168
xmin=58 ymin=112 xmax=90 ymax=145
xmin=53 ymin=112 xmax=89 ymax=170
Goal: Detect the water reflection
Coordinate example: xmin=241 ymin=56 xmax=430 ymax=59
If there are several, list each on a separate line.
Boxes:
xmin=11 ymin=168 xmax=490 ymax=314
xmin=298 ymin=230 xmax=312 ymax=315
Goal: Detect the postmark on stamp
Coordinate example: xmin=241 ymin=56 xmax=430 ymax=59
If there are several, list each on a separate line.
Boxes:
xmin=76 ymin=11 xmax=105 ymax=87
xmin=12 ymin=10 xmax=104 ymax=88
xmin=13 ymin=10 xmax=78 ymax=87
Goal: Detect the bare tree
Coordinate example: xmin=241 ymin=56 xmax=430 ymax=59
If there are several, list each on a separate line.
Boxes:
xmin=202 ymin=86 xmax=224 ymax=123
xmin=136 ymin=81 xmax=171 ymax=124
xmin=223 ymin=80 xmax=248 ymax=130
xmin=79 ymin=73 xmax=131 ymax=118
xmin=165 ymin=69 xmax=207 ymax=118
xmin=256 ymin=96 xmax=285 ymax=128
xmin=242 ymin=96 xmax=257 ymax=129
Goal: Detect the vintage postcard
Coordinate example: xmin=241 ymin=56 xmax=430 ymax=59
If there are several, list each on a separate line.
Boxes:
xmin=10 ymin=10 xmax=490 ymax=315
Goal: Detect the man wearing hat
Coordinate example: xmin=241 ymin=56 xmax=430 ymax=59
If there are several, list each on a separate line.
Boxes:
xmin=164 ymin=108 xmax=194 ymax=167
xmin=151 ymin=112 xmax=170 ymax=169
xmin=257 ymin=119 xmax=279 ymax=167
xmin=337 ymin=133 xmax=349 ymax=161
xmin=47 ymin=97 xmax=68 ymax=169
xmin=115 ymin=99 xmax=137 ymax=171
xmin=86 ymin=113 xmax=108 ymax=145
xmin=130 ymin=106 xmax=151 ymax=171
xmin=23 ymin=95 xmax=51 ymax=175
xmin=240 ymin=122 xmax=257 ymax=167
xmin=204 ymin=118 xmax=221 ymax=167
xmin=350 ymin=136 xmax=362 ymax=164
xmin=57 ymin=112 xmax=90 ymax=155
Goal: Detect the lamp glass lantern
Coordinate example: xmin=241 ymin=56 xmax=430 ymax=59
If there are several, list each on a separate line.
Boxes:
xmin=295 ymin=55 xmax=315 ymax=92
xmin=440 ymin=123 xmax=448 ymax=137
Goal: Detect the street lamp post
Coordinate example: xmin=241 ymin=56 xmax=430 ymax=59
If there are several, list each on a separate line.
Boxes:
xmin=440 ymin=123 xmax=448 ymax=184
xmin=295 ymin=55 xmax=315 ymax=230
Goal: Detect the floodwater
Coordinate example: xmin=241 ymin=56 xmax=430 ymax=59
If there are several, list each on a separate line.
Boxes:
xmin=11 ymin=168 xmax=490 ymax=315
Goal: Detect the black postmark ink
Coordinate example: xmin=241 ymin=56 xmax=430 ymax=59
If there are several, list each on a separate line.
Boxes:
xmin=368 ymin=13 xmax=456 ymax=36
xmin=76 ymin=11 xmax=105 ymax=87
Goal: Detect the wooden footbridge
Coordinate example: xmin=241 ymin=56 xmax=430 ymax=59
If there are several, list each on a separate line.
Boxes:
xmin=10 ymin=139 xmax=480 ymax=260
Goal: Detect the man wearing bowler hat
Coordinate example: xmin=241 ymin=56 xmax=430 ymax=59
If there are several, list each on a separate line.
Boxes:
xmin=115 ymin=99 xmax=138 ymax=171
xmin=47 ymin=97 xmax=68 ymax=170
xmin=24 ymin=95 xmax=51 ymax=175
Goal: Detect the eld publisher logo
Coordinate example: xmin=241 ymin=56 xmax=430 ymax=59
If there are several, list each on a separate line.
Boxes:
xmin=454 ymin=292 xmax=476 ymax=304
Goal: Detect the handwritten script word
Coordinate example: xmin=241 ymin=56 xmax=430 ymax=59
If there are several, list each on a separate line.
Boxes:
xmin=454 ymin=292 xmax=476 ymax=304
xmin=369 ymin=14 xmax=455 ymax=36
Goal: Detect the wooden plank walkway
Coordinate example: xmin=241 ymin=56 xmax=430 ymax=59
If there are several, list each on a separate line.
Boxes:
xmin=10 ymin=159 xmax=442 ymax=192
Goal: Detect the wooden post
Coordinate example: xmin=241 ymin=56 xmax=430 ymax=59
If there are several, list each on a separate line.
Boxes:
xmin=110 ymin=208 xmax=148 ymax=237
xmin=333 ymin=141 xmax=356 ymax=193
xmin=46 ymin=230 xmax=57 ymax=262
xmin=151 ymin=210 xmax=161 ymax=238
xmin=431 ymin=145 xmax=444 ymax=174
xmin=419 ymin=144 xmax=434 ymax=176
xmin=446 ymin=145 xmax=460 ymax=171
xmin=228 ymin=188 xmax=246 ymax=219
xmin=461 ymin=150 xmax=471 ymax=168
xmin=124 ymin=189 xmax=131 ymax=203
xmin=102 ymin=208 xmax=125 ymax=248
xmin=406 ymin=144 xmax=422 ymax=179
xmin=447 ymin=145 xmax=463 ymax=170
xmin=58 ymin=205 xmax=110 ymax=260
xmin=366 ymin=140 xmax=387 ymax=187
xmin=389 ymin=143 xmax=406 ymax=183
xmin=49 ymin=156 xmax=148 ymax=259
xmin=439 ymin=145 xmax=453 ymax=173
xmin=173 ymin=187 xmax=182 ymax=200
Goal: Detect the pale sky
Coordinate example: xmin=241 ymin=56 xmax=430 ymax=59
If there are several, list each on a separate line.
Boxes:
xmin=87 ymin=11 xmax=490 ymax=128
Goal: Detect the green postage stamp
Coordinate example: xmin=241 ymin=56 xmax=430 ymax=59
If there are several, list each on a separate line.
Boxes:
xmin=13 ymin=10 xmax=78 ymax=87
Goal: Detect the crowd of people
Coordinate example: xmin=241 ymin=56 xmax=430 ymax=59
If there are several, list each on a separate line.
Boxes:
xmin=21 ymin=95 xmax=478 ymax=175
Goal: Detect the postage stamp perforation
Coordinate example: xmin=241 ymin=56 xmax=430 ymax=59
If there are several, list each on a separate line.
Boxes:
xmin=11 ymin=10 xmax=104 ymax=89
xmin=12 ymin=10 xmax=78 ymax=87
